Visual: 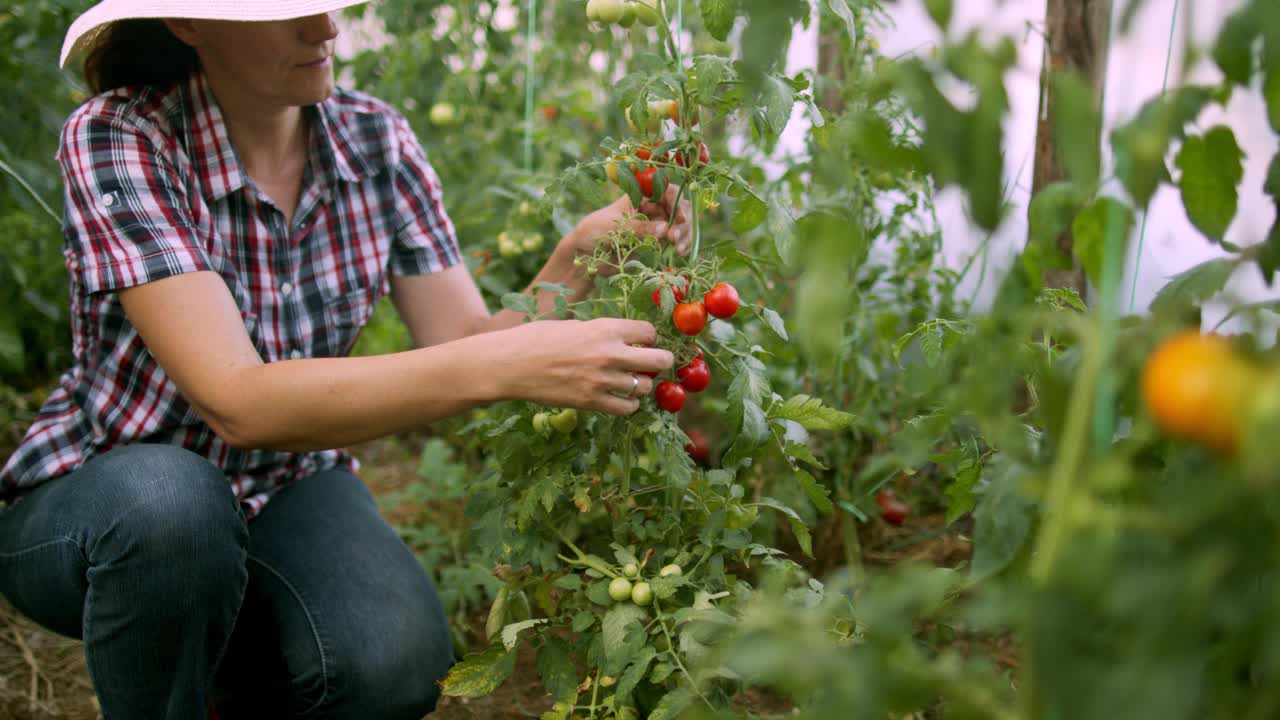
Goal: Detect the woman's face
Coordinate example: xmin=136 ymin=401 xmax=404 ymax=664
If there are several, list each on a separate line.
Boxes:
xmin=166 ymin=14 xmax=340 ymax=108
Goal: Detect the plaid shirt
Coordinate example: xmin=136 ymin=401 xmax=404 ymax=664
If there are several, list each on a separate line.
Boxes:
xmin=0 ymin=71 xmax=461 ymax=518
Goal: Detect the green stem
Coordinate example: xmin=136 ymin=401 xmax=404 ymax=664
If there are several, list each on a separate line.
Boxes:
xmin=653 ymin=598 xmax=716 ymax=710
xmin=622 ymin=423 xmax=636 ymax=497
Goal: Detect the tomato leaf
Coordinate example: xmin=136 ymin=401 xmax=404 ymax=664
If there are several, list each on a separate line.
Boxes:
xmin=500 ymin=292 xmax=539 ymax=316
xmin=760 ymin=307 xmax=789 ymax=341
xmin=602 ymin=604 xmax=648 ymax=666
xmin=440 ymin=646 xmax=517 ymax=698
xmin=1051 ymin=72 xmax=1102 ymax=186
xmin=825 ymin=0 xmax=858 ymax=40
xmin=767 ymin=197 xmax=797 ymax=265
xmin=1071 ymin=198 xmax=1134 ymax=288
xmin=788 ymin=517 xmax=814 ymax=558
xmin=1213 ymin=5 xmax=1259 ymax=86
xmin=797 ymin=469 xmax=834 ymax=513
xmin=1110 ymin=85 xmax=1215 ymax=207
xmin=732 ymin=194 xmax=768 ymax=233
xmin=970 ymin=458 xmax=1035 ymax=582
xmin=924 ymin=0 xmax=952 ymax=29
xmin=614 ymin=647 xmax=657 ymax=707
xmin=1176 ymin=126 xmax=1245 ymax=243
xmin=1150 ymin=258 xmax=1237 ymax=318
xmin=649 ymin=687 xmax=694 ymax=720
xmin=772 ymin=394 xmax=855 ymax=430
xmin=945 ymin=460 xmax=983 ymax=525
xmin=1260 ymin=154 xmax=1280 ymax=283
xmin=700 ymin=0 xmax=738 ymax=42
xmin=537 ymin=636 xmax=578 ymax=702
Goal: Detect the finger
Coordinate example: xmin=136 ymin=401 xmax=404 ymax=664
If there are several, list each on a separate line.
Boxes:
xmin=595 ymin=394 xmax=643 ymax=417
xmin=608 ymin=372 xmax=655 ymax=399
xmin=619 ymin=346 xmax=675 ymax=375
xmin=605 ymin=318 xmax=660 ymax=346
xmin=628 ymin=218 xmax=668 ymax=240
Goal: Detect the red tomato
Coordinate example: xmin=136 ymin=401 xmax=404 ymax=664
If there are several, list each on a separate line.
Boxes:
xmin=634 ymin=167 xmax=657 ymax=199
xmin=672 ymin=301 xmax=708 ymax=336
xmin=703 ymin=282 xmax=740 ymax=319
xmin=635 ymin=146 xmax=653 ymax=161
xmin=875 ymin=490 xmax=909 ymax=526
xmin=674 ymin=143 xmax=710 ymax=168
xmin=649 ymin=269 xmax=690 ymax=306
xmin=655 ymin=381 xmax=686 ymax=412
xmin=685 ymin=428 xmax=711 ymax=464
xmin=676 ymin=358 xmax=710 ymax=393
xmin=539 ymin=104 xmax=560 ymax=121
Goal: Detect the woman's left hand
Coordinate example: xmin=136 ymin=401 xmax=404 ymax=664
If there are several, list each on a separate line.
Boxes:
xmin=564 ymin=183 xmax=693 ymax=265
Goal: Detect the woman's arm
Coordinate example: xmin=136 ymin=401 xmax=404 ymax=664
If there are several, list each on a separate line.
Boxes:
xmin=393 ymin=187 xmax=692 ymax=347
xmin=121 ymin=271 xmax=672 ymax=452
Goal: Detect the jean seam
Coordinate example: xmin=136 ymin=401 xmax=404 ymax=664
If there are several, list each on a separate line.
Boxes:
xmin=246 ymin=554 xmax=331 ymax=715
xmin=0 ymin=536 xmax=80 ymax=563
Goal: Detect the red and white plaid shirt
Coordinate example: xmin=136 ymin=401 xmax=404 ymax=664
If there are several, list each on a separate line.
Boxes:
xmin=1 ymin=71 xmax=461 ymax=518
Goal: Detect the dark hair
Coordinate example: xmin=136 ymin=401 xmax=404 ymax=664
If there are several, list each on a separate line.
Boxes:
xmin=82 ymin=19 xmax=200 ymax=95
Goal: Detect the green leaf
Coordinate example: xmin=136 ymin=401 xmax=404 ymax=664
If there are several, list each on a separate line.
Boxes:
xmin=1051 ymin=72 xmax=1102 ymax=186
xmin=1213 ymin=6 xmax=1258 ymax=85
xmin=617 ymin=164 xmax=643 ymax=209
xmin=924 ymin=0 xmax=952 ymax=30
xmin=825 ymin=0 xmax=858 ymax=40
xmin=648 ymin=687 xmax=695 ymax=720
xmin=602 ymin=603 xmax=648 ymax=659
xmin=741 ymin=399 xmax=770 ymax=445
xmin=500 ymin=292 xmax=538 ymax=315
xmin=767 ymin=197 xmax=797 ymax=265
xmin=788 ymin=517 xmax=814 ymax=557
xmin=441 ymin=646 xmax=517 ymax=698
xmin=701 ymin=0 xmax=738 ymax=42
xmin=537 ymin=636 xmax=578 ymax=701
xmin=1027 ymin=181 xmax=1086 ymax=252
xmin=553 ymin=574 xmax=583 ymax=591
xmin=760 ymin=307 xmax=788 ymax=340
xmin=1110 ymin=86 xmax=1215 ymax=207
xmin=1177 ymin=126 xmax=1245 ymax=243
xmin=797 ymin=469 xmax=834 ymax=513
xmin=1150 ymin=258 xmax=1237 ymax=317
xmin=615 ymin=647 xmax=657 ymax=706
xmin=784 ymin=442 xmax=827 ymax=471
xmin=970 ymin=458 xmax=1034 ymax=582
xmin=771 ymin=394 xmax=856 ymax=430
xmin=945 ymin=461 xmax=982 ymax=525
xmin=732 ymin=194 xmax=768 ymax=233
xmin=1071 ymin=198 xmax=1134 ymax=287
xmin=1261 ymin=154 xmax=1280 ymax=282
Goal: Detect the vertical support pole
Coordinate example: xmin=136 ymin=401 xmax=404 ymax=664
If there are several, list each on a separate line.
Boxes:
xmin=1032 ymin=0 xmax=1113 ymax=297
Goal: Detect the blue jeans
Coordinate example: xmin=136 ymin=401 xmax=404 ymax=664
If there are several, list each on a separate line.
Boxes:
xmin=0 ymin=444 xmax=454 ymax=719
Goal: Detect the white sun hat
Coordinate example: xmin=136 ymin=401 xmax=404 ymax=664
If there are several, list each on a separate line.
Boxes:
xmin=60 ymin=0 xmax=371 ymax=67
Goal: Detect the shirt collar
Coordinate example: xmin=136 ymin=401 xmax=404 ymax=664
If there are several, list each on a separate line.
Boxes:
xmin=183 ymin=70 xmax=375 ymax=205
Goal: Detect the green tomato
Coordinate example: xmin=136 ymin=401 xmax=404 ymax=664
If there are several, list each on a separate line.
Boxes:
xmin=498 ymin=231 xmax=521 ymax=258
xmin=726 ymin=503 xmax=759 ymax=530
xmin=631 ymin=581 xmax=653 ymax=606
xmin=608 ymin=577 xmax=634 ymax=602
xmin=617 ymin=3 xmax=637 ymax=27
xmin=428 ymin=102 xmax=456 ymax=126
xmin=521 ymin=232 xmax=544 ymax=253
xmin=549 ymin=408 xmax=578 ymax=433
xmin=658 ymin=563 xmax=682 ymax=578
xmin=588 ymin=0 xmax=624 ymax=23
xmin=622 ymin=562 xmax=639 ymax=578
xmin=532 ymin=412 xmax=551 ymax=433
xmin=633 ymin=0 xmax=661 ymax=26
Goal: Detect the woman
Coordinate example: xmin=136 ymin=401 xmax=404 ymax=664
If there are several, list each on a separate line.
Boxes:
xmin=0 ymin=1 xmax=688 ymax=718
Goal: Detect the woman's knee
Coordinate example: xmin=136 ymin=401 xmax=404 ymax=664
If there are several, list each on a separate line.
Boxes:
xmin=82 ymin=444 xmax=247 ymax=590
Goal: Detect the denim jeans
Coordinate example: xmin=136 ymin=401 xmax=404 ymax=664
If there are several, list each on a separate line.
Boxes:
xmin=0 ymin=444 xmax=454 ymax=719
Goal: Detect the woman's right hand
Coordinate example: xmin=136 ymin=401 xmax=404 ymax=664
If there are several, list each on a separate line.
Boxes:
xmin=486 ymin=318 xmax=674 ymax=415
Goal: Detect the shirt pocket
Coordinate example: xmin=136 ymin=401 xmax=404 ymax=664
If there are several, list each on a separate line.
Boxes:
xmin=322 ymin=288 xmax=376 ymax=357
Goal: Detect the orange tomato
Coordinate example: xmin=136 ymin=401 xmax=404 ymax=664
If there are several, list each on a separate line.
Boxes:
xmin=1142 ymin=331 xmax=1259 ymax=456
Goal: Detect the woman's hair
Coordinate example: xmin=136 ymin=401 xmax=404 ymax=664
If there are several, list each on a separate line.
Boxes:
xmin=82 ymin=19 xmax=200 ymax=95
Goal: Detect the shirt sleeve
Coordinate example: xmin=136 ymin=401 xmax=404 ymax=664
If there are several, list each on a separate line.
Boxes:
xmin=388 ymin=113 xmax=463 ymax=276
xmin=58 ymin=102 xmax=210 ymax=295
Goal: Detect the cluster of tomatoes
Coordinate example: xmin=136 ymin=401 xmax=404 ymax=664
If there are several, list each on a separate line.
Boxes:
xmin=649 ymin=278 xmax=740 ymax=414
xmin=606 ymin=561 xmax=682 ymax=607
xmin=585 ymin=0 xmax=661 ymax=28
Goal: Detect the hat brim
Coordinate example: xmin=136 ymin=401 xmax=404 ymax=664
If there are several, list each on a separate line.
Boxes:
xmin=61 ymin=0 xmax=371 ymax=68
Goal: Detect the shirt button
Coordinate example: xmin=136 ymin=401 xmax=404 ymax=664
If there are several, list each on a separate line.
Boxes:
xmin=280 ymin=282 xmax=294 ymax=296
xmin=289 ymin=349 xmax=303 ymax=360
xmin=101 ymin=193 xmax=115 ymax=208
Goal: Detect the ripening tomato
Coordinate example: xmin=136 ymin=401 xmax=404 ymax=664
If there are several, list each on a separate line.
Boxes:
xmin=1142 ymin=330 xmax=1259 ymax=456
xmin=672 ymin=301 xmax=707 ymax=336
xmin=676 ymin=357 xmax=710 ymax=392
xmin=539 ymin=103 xmax=560 ymax=121
xmin=635 ymin=146 xmax=653 ymax=161
xmin=655 ymin=381 xmax=687 ymax=412
xmin=650 ymin=268 xmax=690 ymax=306
xmin=703 ymin=282 xmax=740 ymax=319
xmin=684 ymin=428 xmax=711 ymax=464
xmin=875 ymin=490 xmax=909 ymax=526
xmin=674 ymin=143 xmax=710 ymax=168
xmin=634 ymin=166 xmax=657 ymax=199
